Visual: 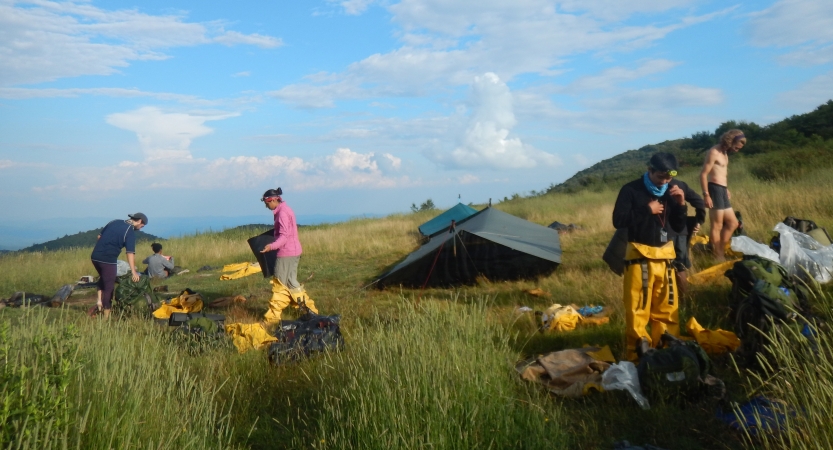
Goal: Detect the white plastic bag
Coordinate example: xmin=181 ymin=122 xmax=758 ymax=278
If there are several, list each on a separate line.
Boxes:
xmin=775 ymin=223 xmax=833 ymax=283
xmin=602 ymin=361 xmax=650 ymax=410
xmin=116 ymin=260 xmax=131 ymax=276
xmin=730 ymin=236 xmax=779 ymax=262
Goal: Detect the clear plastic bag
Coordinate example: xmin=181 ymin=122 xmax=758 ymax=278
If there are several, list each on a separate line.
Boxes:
xmin=774 ymin=223 xmax=833 ymax=283
xmin=730 ymin=236 xmax=779 ymax=262
xmin=116 ymin=260 xmax=131 ymax=276
xmin=602 ymin=361 xmax=650 ymax=409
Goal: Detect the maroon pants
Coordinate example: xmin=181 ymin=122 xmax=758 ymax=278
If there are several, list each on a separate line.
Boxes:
xmin=92 ymin=260 xmax=117 ymax=309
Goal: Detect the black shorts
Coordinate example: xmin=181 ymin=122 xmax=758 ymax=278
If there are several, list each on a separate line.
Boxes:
xmin=708 ymin=182 xmax=731 ymax=210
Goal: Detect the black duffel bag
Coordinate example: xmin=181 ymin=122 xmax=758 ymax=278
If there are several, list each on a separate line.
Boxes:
xmin=268 ymin=312 xmax=344 ymax=364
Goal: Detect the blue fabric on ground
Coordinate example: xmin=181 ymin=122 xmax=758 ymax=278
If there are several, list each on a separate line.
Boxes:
xmin=577 ymin=305 xmax=604 ymax=317
xmin=717 ymin=396 xmax=792 ymax=435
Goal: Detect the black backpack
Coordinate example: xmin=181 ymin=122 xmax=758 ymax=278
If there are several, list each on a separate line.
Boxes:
xmin=770 ymin=216 xmax=833 ymax=252
xmin=726 ymin=257 xmax=812 ymax=366
xmin=268 ymin=312 xmax=344 ymax=364
xmin=725 ymin=257 xmax=788 ymax=307
xmin=637 ymin=334 xmax=721 ymax=401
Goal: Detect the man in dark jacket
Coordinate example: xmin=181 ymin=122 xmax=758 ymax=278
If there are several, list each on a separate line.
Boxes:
xmin=666 ymin=180 xmax=706 ymax=293
xmin=612 ymin=153 xmax=687 ymax=361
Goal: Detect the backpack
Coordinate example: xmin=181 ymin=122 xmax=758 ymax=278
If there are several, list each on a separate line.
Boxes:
xmin=771 ymin=216 xmax=833 ymax=250
xmin=114 ymin=274 xmax=158 ymax=316
xmin=168 ymin=312 xmax=228 ymax=353
xmin=169 ymin=312 xmax=227 ymax=336
xmin=725 ymin=256 xmax=788 ymax=307
xmin=725 ymin=257 xmax=810 ymax=316
xmin=602 ymin=228 xmax=629 ymax=276
xmin=268 ymin=312 xmax=344 ymax=364
xmin=726 ymin=257 xmax=812 ymax=367
xmin=637 ymin=334 xmax=718 ymax=401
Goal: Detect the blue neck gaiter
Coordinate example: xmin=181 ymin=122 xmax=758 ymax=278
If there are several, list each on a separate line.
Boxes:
xmin=642 ymin=172 xmax=668 ymax=198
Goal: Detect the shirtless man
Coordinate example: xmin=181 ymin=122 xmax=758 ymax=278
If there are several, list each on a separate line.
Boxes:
xmin=700 ymin=129 xmax=746 ymax=260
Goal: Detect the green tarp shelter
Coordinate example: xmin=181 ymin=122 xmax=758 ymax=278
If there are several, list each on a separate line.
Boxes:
xmin=377 ymin=207 xmax=561 ymax=288
xmin=418 ymin=203 xmax=479 ymax=237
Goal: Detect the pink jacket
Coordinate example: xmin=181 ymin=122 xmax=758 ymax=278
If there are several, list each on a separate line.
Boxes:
xmin=269 ymin=202 xmax=302 ymax=257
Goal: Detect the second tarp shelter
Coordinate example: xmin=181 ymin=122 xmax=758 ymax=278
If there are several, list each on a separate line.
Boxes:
xmin=377 ymin=207 xmax=561 ymax=288
xmin=418 ymin=203 xmax=479 ymax=237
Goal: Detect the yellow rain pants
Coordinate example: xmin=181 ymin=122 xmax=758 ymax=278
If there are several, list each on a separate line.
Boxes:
xmin=152 ymin=291 xmax=204 ymax=319
xmin=688 ymin=259 xmax=740 ymax=286
xmin=219 ymin=263 xmax=262 ymax=280
xmin=224 ymin=322 xmax=278 ymax=353
xmin=263 ymin=277 xmax=318 ymax=324
xmin=623 ymin=242 xmax=680 ymax=361
xmin=222 ymin=262 xmax=251 ymax=272
xmin=685 ymin=317 xmax=740 ymax=356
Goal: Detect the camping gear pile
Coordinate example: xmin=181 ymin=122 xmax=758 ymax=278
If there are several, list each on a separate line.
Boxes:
xmin=0 ymin=283 xmax=74 ymax=308
xmin=518 ymin=334 xmax=725 ymax=409
xmin=525 ymin=215 xmax=831 ymax=411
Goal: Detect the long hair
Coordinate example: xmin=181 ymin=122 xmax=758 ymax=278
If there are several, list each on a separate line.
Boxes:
xmin=719 ymin=129 xmax=746 ymax=151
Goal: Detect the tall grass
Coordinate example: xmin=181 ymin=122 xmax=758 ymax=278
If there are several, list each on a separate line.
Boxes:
xmin=2 ymin=163 xmax=833 ymax=448
xmin=736 ymin=291 xmax=833 ymax=449
xmin=301 ymin=296 xmax=563 ymax=449
xmin=0 ymin=308 xmax=236 ymax=449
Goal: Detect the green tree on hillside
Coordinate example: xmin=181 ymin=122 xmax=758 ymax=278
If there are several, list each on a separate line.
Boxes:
xmin=410 ymin=199 xmax=436 ymax=213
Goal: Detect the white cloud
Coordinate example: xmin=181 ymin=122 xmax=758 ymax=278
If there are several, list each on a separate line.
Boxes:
xmin=232 ymin=71 xmax=251 ymax=78
xmin=568 ymin=59 xmax=681 ymax=91
xmin=777 ymin=70 xmax=833 ymax=110
xmin=327 ymin=147 xmax=378 ymax=172
xmin=213 ymin=31 xmax=281 ymax=48
xmin=330 ymin=0 xmax=376 ymax=15
xmin=459 ymin=174 xmax=479 ymax=184
xmin=382 ymin=153 xmax=402 ymax=170
xmin=437 ymin=73 xmax=561 ymax=170
xmin=513 ymin=83 xmax=723 ymax=134
xmin=0 ymin=87 xmax=209 ymax=103
xmin=584 ymin=85 xmax=723 ymax=110
xmin=271 ymin=1 xmax=717 ymax=108
xmin=0 ymin=1 xmax=281 ymax=86
xmin=31 ymin=146 xmax=410 ymax=193
xmin=0 ymin=159 xmax=14 ymax=169
xmin=747 ymin=0 xmax=833 ymax=65
xmin=106 ymin=107 xmax=239 ymax=160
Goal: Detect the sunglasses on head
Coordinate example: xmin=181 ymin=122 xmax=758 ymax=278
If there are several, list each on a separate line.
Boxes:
xmin=262 ymin=196 xmax=278 ymax=202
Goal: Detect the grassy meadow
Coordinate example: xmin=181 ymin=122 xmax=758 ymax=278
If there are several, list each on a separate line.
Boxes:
xmin=2 ymin=156 xmax=833 ymax=449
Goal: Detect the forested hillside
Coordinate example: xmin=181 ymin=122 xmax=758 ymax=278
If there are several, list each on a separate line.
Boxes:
xmin=548 ymin=100 xmax=833 ymax=193
xmin=19 ymin=228 xmax=163 ymax=253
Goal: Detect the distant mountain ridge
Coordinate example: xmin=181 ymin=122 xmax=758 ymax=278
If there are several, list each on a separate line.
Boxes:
xmin=19 ymin=228 xmax=163 ymax=253
xmin=548 ymin=100 xmax=833 ymax=194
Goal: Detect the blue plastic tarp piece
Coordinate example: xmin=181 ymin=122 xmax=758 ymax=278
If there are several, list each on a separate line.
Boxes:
xmin=577 ymin=305 xmax=604 ymax=317
xmin=717 ymin=396 xmax=792 ymax=436
xmin=418 ymin=203 xmax=479 ymax=237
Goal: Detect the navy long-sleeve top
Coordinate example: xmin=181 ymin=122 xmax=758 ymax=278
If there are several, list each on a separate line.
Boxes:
xmin=612 ymin=178 xmax=688 ymax=247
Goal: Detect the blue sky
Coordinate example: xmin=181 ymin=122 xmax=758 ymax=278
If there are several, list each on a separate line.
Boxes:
xmin=1 ymin=0 xmax=832 ymax=248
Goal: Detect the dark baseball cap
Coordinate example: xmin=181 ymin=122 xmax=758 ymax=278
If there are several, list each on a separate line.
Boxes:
xmin=128 ymin=212 xmax=148 ymax=225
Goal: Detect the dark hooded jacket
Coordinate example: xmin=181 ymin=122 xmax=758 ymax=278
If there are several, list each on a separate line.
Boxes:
xmin=612 ymin=177 xmax=688 ymax=247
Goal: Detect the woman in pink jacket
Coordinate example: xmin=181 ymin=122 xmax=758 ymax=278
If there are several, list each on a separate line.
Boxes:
xmin=260 ymin=187 xmax=318 ymax=317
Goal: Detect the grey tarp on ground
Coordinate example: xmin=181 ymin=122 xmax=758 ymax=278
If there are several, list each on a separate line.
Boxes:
xmin=418 ymin=203 xmax=479 ymax=237
xmin=377 ymin=207 xmax=562 ymax=288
